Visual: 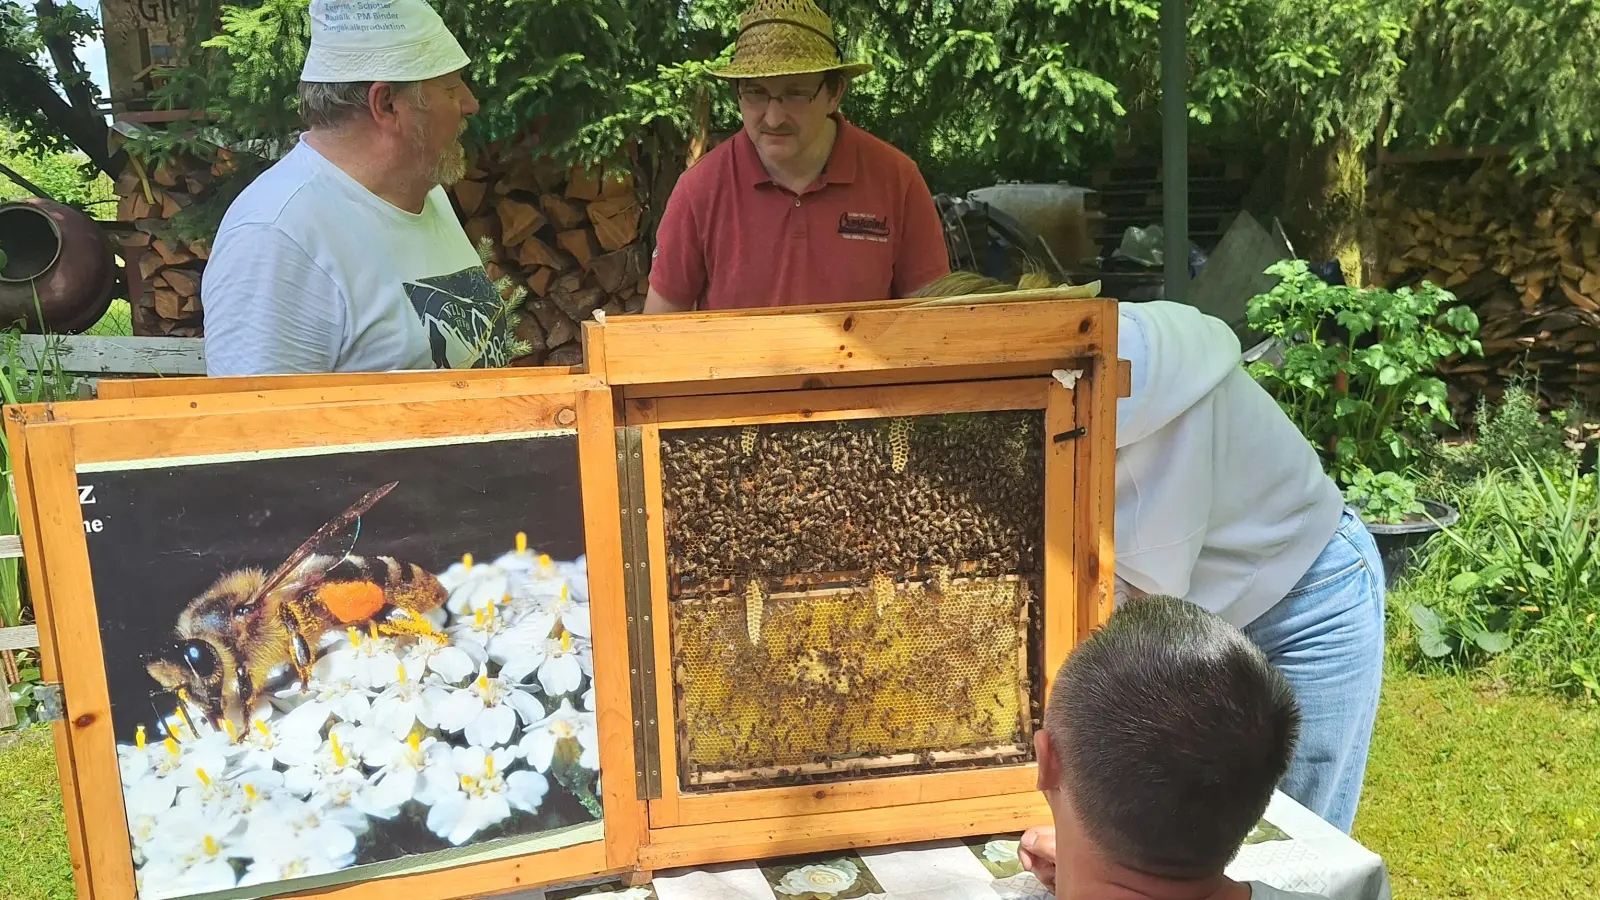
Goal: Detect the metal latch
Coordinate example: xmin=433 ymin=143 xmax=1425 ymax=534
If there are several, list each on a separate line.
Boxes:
xmin=33 ymin=683 xmax=64 ymax=722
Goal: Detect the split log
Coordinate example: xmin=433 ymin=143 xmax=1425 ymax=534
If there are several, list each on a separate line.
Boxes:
xmin=553 ymin=286 xmax=606 ymax=324
xmin=497 ymin=199 xmax=546 ymax=247
xmin=556 ymin=228 xmax=601 ymax=270
xmin=546 ymin=344 xmax=585 ymax=366
xmin=525 ymin=267 xmax=555 ymax=297
xmin=591 ymin=246 xmax=641 ymax=294
xmin=162 ymin=268 xmax=200 ymax=298
xmin=587 ymin=196 xmax=642 ymax=251
xmin=1371 ymin=161 xmax=1600 ymax=416
xmin=139 ymin=252 xmax=165 ymax=281
xmin=152 ymin=239 xmax=195 ymax=268
xmin=454 ymin=179 xmax=488 ymax=216
xmin=600 ymin=169 xmax=636 ymax=201
xmin=566 ymin=166 xmax=603 ymax=201
xmin=541 ymin=194 xmax=588 ymax=231
xmin=516 ymin=236 xmax=573 ymax=272
xmin=154 ymin=290 xmax=185 ymax=319
xmin=514 ymin=314 xmax=547 ymax=355
xmin=465 ymin=216 xmax=496 ymax=251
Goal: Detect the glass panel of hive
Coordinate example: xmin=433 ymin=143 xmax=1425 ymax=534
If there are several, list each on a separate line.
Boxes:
xmin=660 ymin=411 xmax=1046 ymax=791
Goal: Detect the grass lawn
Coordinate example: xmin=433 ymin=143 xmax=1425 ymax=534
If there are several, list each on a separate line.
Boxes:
xmin=0 ymin=729 xmax=74 ymax=900
xmin=1355 ymin=667 xmax=1600 ymax=899
xmin=0 ymin=668 xmax=1595 ymax=899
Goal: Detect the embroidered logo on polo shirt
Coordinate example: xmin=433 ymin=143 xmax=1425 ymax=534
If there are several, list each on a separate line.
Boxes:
xmin=838 ymin=212 xmax=891 ymax=243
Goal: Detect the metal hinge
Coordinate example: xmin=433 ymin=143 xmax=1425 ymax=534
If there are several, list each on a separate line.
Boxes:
xmin=616 ymin=426 xmax=663 ymax=801
xmin=33 ymin=683 xmax=65 ymax=722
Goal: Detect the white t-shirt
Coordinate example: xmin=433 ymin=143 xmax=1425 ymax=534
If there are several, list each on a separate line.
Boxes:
xmin=200 ymin=138 xmax=518 ymax=376
xmin=1249 ymin=882 xmax=1331 ymax=900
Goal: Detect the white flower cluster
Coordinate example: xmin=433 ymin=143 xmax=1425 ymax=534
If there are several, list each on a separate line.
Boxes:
xmin=115 ymin=538 xmax=601 ymax=900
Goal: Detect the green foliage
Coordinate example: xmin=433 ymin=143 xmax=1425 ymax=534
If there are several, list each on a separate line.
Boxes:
xmin=1342 ymin=466 xmax=1424 ymax=525
xmin=1246 ymin=258 xmax=1482 ymax=490
xmin=0 ymin=124 xmax=115 ymax=213
xmin=1468 ymin=380 xmax=1584 ymax=475
xmin=0 ymin=309 xmax=81 ymax=728
xmin=2 ymin=0 xmax=119 ymax=179
xmin=1393 ymin=0 xmax=1600 ymax=171
xmin=1402 ymin=458 xmax=1600 ymax=699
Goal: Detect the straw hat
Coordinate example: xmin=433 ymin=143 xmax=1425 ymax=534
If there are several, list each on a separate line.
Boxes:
xmin=711 ymin=0 xmax=872 ymax=81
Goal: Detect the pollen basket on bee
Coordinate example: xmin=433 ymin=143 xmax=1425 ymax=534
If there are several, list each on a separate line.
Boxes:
xmin=660 ymin=411 xmax=1046 ymax=791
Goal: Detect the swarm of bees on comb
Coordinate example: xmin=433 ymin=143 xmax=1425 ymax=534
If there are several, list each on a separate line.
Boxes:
xmin=661 ymin=412 xmax=1045 ymax=592
xmin=660 ymin=411 xmax=1046 ymax=790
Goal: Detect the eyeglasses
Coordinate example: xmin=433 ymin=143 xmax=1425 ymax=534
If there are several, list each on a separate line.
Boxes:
xmin=737 ymin=81 xmax=827 ymax=108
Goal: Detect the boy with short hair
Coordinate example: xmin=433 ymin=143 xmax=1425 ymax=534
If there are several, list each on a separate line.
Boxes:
xmin=1019 ymin=594 xmax=1329 ymax=900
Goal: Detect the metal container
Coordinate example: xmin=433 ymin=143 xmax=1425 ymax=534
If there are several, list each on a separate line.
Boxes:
xmin=967 ymin=182 xmax=1104 ymax=268
xmin=0 ymin=198 xmax=117 ymax=334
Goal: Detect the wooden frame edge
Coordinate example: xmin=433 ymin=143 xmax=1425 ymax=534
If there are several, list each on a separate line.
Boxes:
xmin=640 ymin=791 xmax=1052 ymax=871
xmin=4 ymin=411 xmax=94 ymax=898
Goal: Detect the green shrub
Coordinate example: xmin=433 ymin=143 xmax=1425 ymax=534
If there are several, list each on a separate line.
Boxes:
xmin=1469 ymin=379 xmax=1584 ymax=473
xmin=1402 ymin=457 xmax=1600 ymax=700
xmin=1245 ymin=259 xmax=1482 ymax=518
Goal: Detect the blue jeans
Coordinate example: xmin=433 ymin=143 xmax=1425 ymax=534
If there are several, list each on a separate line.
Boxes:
xmin=1242 ymin=506 xmax=1386 ymax=834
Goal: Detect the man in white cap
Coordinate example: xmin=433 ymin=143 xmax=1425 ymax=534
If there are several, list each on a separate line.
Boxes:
xmin=644 ymin=0 xmax=949 ymax=312
xmin=201 ymin=0 xmax=518 ymax=375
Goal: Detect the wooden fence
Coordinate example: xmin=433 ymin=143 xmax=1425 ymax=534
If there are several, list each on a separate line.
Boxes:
xmin=0 ymin=335 xmax=205 ymax=727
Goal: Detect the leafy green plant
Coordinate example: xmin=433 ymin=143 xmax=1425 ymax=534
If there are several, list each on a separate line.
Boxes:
xmin=1343 ymin=466 xmax=1425 ymax=524
xmin=0 ymin=290 xmax=81 ymax=729
xmin=1246 ymin=258 xmax=1483 ymax=489
xmin=1468 ymin=378 xmax=1583 ymax=473
xmin=1402 ymin=457 xmax=1600 ymax=697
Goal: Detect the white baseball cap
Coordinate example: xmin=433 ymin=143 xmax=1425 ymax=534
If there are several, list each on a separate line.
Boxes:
xmin=300 ymin=0 xmax=471 ymax=83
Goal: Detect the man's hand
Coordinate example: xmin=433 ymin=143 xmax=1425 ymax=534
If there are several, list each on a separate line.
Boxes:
xmin=1019 ymin=825 xmax=1057 ymax=890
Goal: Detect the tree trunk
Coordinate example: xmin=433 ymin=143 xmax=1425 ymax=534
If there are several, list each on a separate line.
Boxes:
xmin=0 ymin=51 xmax=123 ymax=178
xmin=1282 ymin=131 xmax=1367 ymax=286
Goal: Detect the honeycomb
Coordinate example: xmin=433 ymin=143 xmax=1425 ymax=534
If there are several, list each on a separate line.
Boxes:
xmin=672 ymin=573 xmax=1035 ymax=789
xmin=660 ymin=412 xmax=1045 ymax=592
xmin=661 ymin=411 xmax=1046 ymax=790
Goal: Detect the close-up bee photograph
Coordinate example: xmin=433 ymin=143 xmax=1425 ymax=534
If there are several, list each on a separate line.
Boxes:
xmin=74 ymin=434 xmax=603 ymax=900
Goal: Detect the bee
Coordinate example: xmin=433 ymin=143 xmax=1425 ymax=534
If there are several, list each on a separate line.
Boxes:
xmin=144 ymin=481 xmax=446 ymax=733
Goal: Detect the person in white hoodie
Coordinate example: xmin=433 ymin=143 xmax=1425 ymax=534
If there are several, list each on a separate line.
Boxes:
xmin=911 ymin=273 xmax=1385 ymax=836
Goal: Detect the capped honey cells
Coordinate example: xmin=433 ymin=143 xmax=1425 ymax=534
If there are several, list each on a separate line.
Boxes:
xmin=660 ymin=412 xmax=1047 ymax=790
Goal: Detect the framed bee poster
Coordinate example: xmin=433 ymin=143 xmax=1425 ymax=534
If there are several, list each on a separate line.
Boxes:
xmin=581 ymin=293 xmax=1124 ymax=873
xmin=4 ymin=376 xmax=643 ymax=900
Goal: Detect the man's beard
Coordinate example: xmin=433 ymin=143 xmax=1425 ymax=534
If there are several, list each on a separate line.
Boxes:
xmin=414 ymin=120 xmax=468 ymax=187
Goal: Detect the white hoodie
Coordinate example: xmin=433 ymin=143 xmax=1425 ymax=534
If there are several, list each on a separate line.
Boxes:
xmin=1114 ymin=300 xmax=1345 ymax=628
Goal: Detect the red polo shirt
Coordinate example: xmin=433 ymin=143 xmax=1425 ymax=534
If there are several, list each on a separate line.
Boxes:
xmin=648 ymin=117 xmax=950 ymax=310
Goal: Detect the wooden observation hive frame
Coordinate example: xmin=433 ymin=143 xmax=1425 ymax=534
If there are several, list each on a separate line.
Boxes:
xmin=7 ymin=288 xmax=1125 ymax=900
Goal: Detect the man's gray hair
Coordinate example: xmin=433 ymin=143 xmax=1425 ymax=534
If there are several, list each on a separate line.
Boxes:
xmin=297 ymin=80 xmax=428 ymax=129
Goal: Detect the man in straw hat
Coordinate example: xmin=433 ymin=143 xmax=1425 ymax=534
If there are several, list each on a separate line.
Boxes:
xmin=644 ymin=0 xmax=950 ymax=313
xmin=202 ymin=0 xmax=515 ymax=376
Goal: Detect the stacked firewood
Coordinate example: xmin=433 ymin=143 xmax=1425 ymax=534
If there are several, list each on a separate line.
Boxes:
xmin=1371 ymin=163 xmax=1600 ymax=414
xmin=451 ymin=156 xmax=647 ymax=366
xmin=115 ymin=149 xmax=237 ymax=336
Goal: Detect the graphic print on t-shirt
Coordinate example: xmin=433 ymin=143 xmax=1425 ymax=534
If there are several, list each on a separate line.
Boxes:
xmin=403 ymin=266 xmax=515 ymax=369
